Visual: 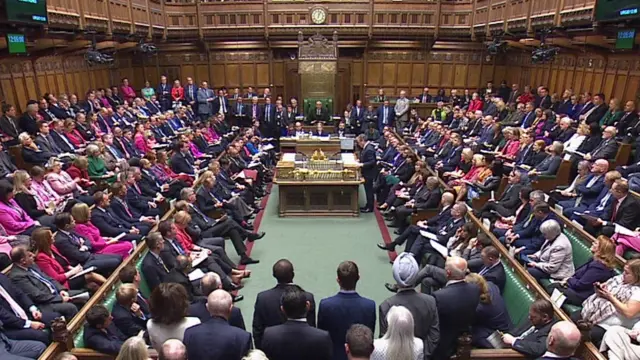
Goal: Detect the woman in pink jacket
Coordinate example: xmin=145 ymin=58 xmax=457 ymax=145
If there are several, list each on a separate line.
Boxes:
xmin=120 ymin=78 xmax=136 ymax=104
xmin=71 ymin=203 xmax=132 ymax=259
xmin=45 ymin=159 xmax=94 ymax=205
xmin=0 ymin=180 xmax=37 ymax=236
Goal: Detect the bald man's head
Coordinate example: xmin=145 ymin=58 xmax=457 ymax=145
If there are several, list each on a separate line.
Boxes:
xmin=200 ymin=272 xmax=222 ymax=296
xmin=159 ymin=339 xmax=186 ymax=360
xmin=442 ymin=192 xmax=455 ymax=206
xmin=547 ymin=321 xmax=581 ymax=356
xmin=206 ymin=289 xmax=233 ymax=319
xmin=445 ymin=256 xmax=468 ymax=280
xmin=593 ymin=159 xmax=609 ymax=174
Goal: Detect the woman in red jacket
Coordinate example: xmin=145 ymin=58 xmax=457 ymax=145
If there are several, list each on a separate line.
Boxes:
xmin=65 ymin=156 xmax=95 ymax=190
xmin=64 ymin=119 xmax=87 ymax=148
xmin=32 ymin=226 xmax=105 ymax=291
xmin=468 ymin=92 xmax=484 ymax=112
xmin=171 ymin=80 xmax=184 ymax=107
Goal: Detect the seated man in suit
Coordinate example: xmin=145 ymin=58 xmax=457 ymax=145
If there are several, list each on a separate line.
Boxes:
xmin=253 ymin=259 xmax=316 ymax=349
xmin=141 ymin=232 xmax=171 ymax=291
xmin=164 ymin=255 xmax=200 ymax=302
xmin=307 ymin=101 xmax=330 ymax=124
xmin=0 ymin=327 xmax=46 ymax=360
xmin=409 ymin=202 xmax=468 ymax=262
xmin=433 ymin=256 xmax=481 ymax=360
xmin=0 ymin=272 xmax=59 ymax=345
xmin=262 ymin=285 xmax=332 ymax=360
xmin=188 ymin=272 xmax=246 ymax=328
xmin=83 ymin=304 xmax=128 ymax=356
xmin=493 ymin=189 xmax=544 ymax=240
xmin=379 ymin=253 xmax=440 ymax=358
xmin=476 ymin=170 xmax=523 ymax=220
xmin=8 ymin=246 xmax=79 ymax=322
xmin=539 ymin=321 xmax=581 ymax=360
xmin=311 ymin=122 xmax=330 ymax=137
xmin=318 ymin=261 xmax=376 ymax=360
xmin=170 ymin=141 xmax=198 ymax=176
xmin=585 ymin=179 xmax=640 ymax=237
xmin=123 ymin=168 xmax=162 ymax=218
xmin=565 ymin=170 xmax=620 ymax=224
xmin=379 ymin=191 xmax=455 ymax=253
xmin=501 ymin=299 xmax=556 ymax=358
xmin=34 ymin=121 xmax=63 ymax=156
xmin=53 ymin=213 xmax=122 ymax=277
xmin=91 ymin=191 xmax=149 ymax=240
xmin=506 ymin=202 xmax=555 ymax=256
xmin=477 ymin=246 xmax=506 ymax=292
xmin=388 ymin=175 xmax=441 ymax=235
xmin=184 ymin=290 xmax=251 ymax=360
xmin=583 ymin=126 xmax=619 ymax=162
xmin=19 ymin=133 xmax=56 ymax=167
xmin=111 ymin=283 xmax=148 ymax=338
xmin=117 ymin=264 xmax=150 ymax=317
xmin=109 ymin=182 xmax=158 ymax=230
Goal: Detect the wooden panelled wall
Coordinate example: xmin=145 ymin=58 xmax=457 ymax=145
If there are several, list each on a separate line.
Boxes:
xmin=1 ymin=49 xmax=639 ymax=113
xmin=0 ymin=56 xmax=113 ymax=112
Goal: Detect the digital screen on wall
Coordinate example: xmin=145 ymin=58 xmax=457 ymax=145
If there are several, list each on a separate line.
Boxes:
xmin=6 ymin=33 xmax=27 ymax=54
xmin=616 ymin=29 xmax=636 ymax=49
xmin=595 ymin=0 xmax=640 ymax=21
xmin=5 ymin=0 xmax=48 ymax=25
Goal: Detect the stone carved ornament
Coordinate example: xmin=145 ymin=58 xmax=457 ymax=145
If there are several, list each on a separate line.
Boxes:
xmin=298 ymin=31 xmax=338 ymax=61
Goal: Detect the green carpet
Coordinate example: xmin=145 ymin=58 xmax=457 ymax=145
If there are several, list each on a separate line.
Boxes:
xmin=233 ymin=185 xmax=394 ymax=336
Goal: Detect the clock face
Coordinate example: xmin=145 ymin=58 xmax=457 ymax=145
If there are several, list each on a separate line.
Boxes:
xmin=311 ymin=8 xmax=326 ymax=24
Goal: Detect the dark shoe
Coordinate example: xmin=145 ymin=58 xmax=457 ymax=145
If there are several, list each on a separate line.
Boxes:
xmin=247 ymin=232 xmax=265 ymax=241
xmin=377 ymin=242 xmax=395 ymax=251
xmin=361 ymin=208 xmax=373 ymax=213
xmin=385 ymin=283 xmax=399 ymax=293
xmin=232 ymin=294 xmax=244 ymax=303
xmin=240 ymin=256 xmax=259 ymax=265
xmin=393 ymin=229 xmax=403 ymax=235
xmin=229 ymin=282 xmax=244 ymax=291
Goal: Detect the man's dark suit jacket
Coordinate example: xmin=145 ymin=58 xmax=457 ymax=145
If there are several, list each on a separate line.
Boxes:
xmin=511 ymin=320 xmax=555 ymax=358
xmin=433 ymin=281 xmax=481 ymax=360
xmin=164 ymin=269 xmax=198 ymax=301
xmin=317 ymin=291 xmax=376 ymax=360
xmin=480 ymin=262 xmax=506 ymax=293
xmin=497 ymin=183 xmax=523 ymax=212
xmin=141 ymin=252 xmax=170 ymax=291
xmin=109 ymin=198 xmax=143 ymax=225
xmin=22 ymin=146 xmax=54 ymax=166
xmin=307 ymin=107 xmax=330 ymax=124
xmin=376 ymin=106 xmax=395 ymax=129
xmin=0 ymin=273 xmax=37 ymax=330
xmin=54 ymin=231 xmax=92 ymax=266
xmin=262 ymin=320 xmax=332 ymax=360
xmin=535 ymin=155 xmax=562 ymax=176
xmin=8 ymin=265 xmax=66 ymax=306
xmin=170 ymin=151 xmax=195 ymax=175
xmin=184 ymin=317 xmax=251 ymax=360
xmin=585 ymin=104 xmax=608 ymax=125
xmin=379 ymin=289 xmax=440 ymax=359
xmin=35 ymin=134 xmax=62 ymax=155
xmin=111 ymin=302 xmax=147 ymax=338
xmin=441 ymin=145 xmax=464 ymax=172
xmin=91 ymin=207 xmax=132 ymax=237
xmin=0 ymin=116 xmax=19 ymax=139
xmin=360 ymin=143 xmax=378 ymax=180
xmin=125 ymin=186 xmax=153 ymax=217
xmin=604 ymin=195 xmax=640 ymax=231
xmin=425 ymin=206 xmax=452 ymax=229
xmin=590 ymin=138 xmax=619 ymax=160
xmin=415 ymin=187 xmax=442 ymax=210
xmin=253 ymin=283 xmax=316 ymax=349
xmin=18 ymin=113 xmax=38 ymax=135
xmin=83 ymin=323 xmax=127 ymax=355
xmin=188 ymin=298 xmax=246 ymax=330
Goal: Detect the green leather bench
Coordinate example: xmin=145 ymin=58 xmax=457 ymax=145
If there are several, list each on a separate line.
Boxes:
xmin=72 ymin=250 xmax=151 ymax=349
xmin=502 ymin=259 xmax=536 ymax=328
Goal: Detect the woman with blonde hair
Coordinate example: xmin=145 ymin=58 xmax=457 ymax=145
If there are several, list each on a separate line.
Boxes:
xmin=372 ymin=305 xmax=423 ymax=360
xmin=466 ymin=273 xmax=511 ymax=348
xmin=72 ymin=203 xmax=132 ymax=258
xmin=12 ymin=170 xmax=57 ymax=228
xmin=116 ymin=336 xmax=149 ymax=360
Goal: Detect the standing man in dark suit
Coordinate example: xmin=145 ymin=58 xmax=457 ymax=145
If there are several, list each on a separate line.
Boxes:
xmin=8 ymin=246 xmax=79 ymax=321
xmin=261 ymin=97 xmax=277 ymax=138
xmin=538 ymin=88 xmax=552 ymax=110
xmin=318 ymin=261 xmax=376 ymax=360
xmin=184 ymin=290 xmax=251 ymax=360
xmin=537 ymin=321 xmax=581 ymax=360
xmin=433 ymin=256 xmax=481 ymax=360
xmin=232 ymin=97 xmax=247 ymax=127
xmin=350 ymin=100 xmax=365 ymax=131
xmin=253 ymin=259 xmax=316 ymax=349
xmin=357 ymin=135 xmax=377 ymax=213
xmin=380 ymin=253 xmax=440 ymax=359
xmin=262 ymin=286 xmax=332 ymax=360
xmin=196 ymin=81 xmax=214 ymax=120
xmin=184 ymin=77 xmax=198 ymax=109
xmin=188 ymin=273 xmax=246 ymax=328
xmin=376 ymin=100 xmax=394 ymax=130
xmin=157 ymin=75 xmax=171 ymax=112
xmin=0 ymin=104 xmax=20 ymax=147
xmin=501 ymin=299 xmax=556 ymax=358
xmin=141 ymin=233 xmax=170 ymax=291
xmin=212 ymin=88 xmax=229 ymax=118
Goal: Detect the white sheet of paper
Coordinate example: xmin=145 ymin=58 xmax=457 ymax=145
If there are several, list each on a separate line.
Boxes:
xmin=554 ymin=204 xmax=564 ymax=214
xmin=188 ymin=268 xmax=206 ymax=282
xmin=615 ymin=223 xmax=636 ymax=237
xmin=551 ymin=288 xmax=567 ymax=307
xmin=419 ymin=230 xmax=438 ymax=241
xmin=113 ymin=233 xmax=127 ymax=242
xmin=69 ymin=266 xmax=97 ymax=280
xmin=191 ymin=252 xmax=208 ymax=268
xmin=429 ymin=240 xmax=449 ymax=258
xmin=70 ymin=292 xmax=90 ymax=301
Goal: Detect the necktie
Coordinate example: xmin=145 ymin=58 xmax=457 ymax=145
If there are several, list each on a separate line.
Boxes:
xmin=0 ymin=285 xmax=28 ymax=320
xmin=253 ymin=105 xmax=257 ymax=118
xmin=612 ymin=200 xmax=620 ymax=222
xmin=189 ymin=87 xmax=194 ymax=100
xmin=118 ymin=139 xmax=130 ymax=158
xmin=238 ymin=104 xmax=242 ymax=115
xmin=170 ymin=240 xmax=185 ymax=256
xmin=384 ymin=108 xmax=388 ymax=123
xmin=190 ymin=204 xmax=209 ymax=223
xmin=317 ymin=109 xmax=321 ymax=116
xmin=137 ymin=292 xmax=148 ymax=308
xmin=156 ymin=256 xmax=169 ymax=273
xmin=266 ymin=106 xmax=270 ymax=122
xmin=121 ymin=199 xmax=133 ymax=217
xmin=30 ymin=268 xmax=58 ymax=294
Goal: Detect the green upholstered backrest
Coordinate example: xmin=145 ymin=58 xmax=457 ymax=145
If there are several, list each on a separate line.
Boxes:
xmin=303 ymin=98 xmax=334 ymax=117
xmin=563 ymin=229 xmax=593 ymax=269
xmin=502 ymin=259 xmax=536 ymax=328
xmin=137 ymin=250 xmax=151 ymax=298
